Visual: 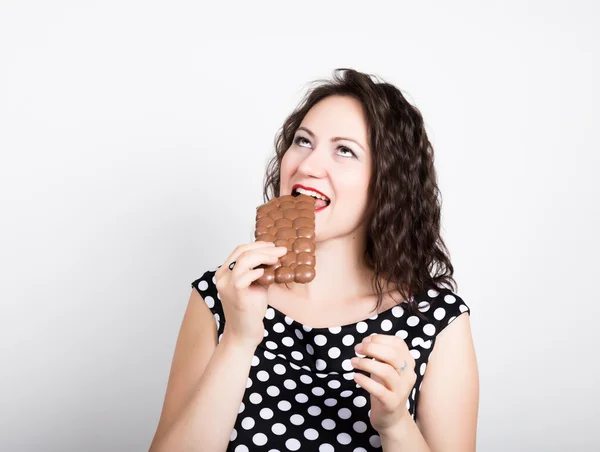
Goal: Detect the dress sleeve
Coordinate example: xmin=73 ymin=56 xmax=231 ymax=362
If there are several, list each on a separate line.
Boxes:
xmin=191 ymin=269 xmax=226 ymax=335
xmin=427 ymin=288 xmax=471 ymax=338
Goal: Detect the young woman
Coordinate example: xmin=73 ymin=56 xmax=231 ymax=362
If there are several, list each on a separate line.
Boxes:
xmin=149 ymin=69 xmax=479 ymax=452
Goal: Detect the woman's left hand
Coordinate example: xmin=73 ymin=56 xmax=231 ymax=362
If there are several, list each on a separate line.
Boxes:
xmin=351 ymin=333 xmax=417 ymax=435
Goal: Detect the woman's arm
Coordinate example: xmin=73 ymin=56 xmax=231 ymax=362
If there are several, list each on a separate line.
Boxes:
xmin=149 ymin=289 xmax=256 ymax=452
xmin=381 ymin=313 xmax=479 ymax=451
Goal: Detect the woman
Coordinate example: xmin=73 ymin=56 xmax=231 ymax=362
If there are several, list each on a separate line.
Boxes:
xmin=149 ymin=68 xmax=479 ymax=451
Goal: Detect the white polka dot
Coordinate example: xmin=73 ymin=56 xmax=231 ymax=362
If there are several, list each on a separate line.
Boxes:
xmin=302 ymin=365 xmax=311 ymax=371
xmin=328 ymin=380 xmax=341 ymax=389
xmin=257 ymin=370 xmax=270 ymax=382
xmin=204 ymin=295 xmax=214 ymax=308
xmin=263 ymin=329 xmax=268 ymax=337
xmin=290 ymin=362 xmax=301 ymax=370
xmin=272 ymin=423 xmax=286 ymax=435
xmin=418 ymin=301 xmax=430 ymax=312
xmin=290 ymin=414 xmax=304 ymax=425
xmin=422 ymin=339 xmax=432 ymax=349
xmin=338 ymin=408 xmax=352 ymax=419
xmin=246 ymin=378 xmax=253 ymax=388
xmin=260 ymin=408 xmax=274 ymax=419
xmin=369 ymin=435 xmax=382 ymax=447
xmin=354 ymin=448 xmax=367 ymax=452
xmin=407 ymin=316 xmax=420 ymax=327
xmin=284 ymin=315 xmax=294 ymax=325
xmin=274 ymin=364 xmax=286 ymax=375
xmin=312 ymin=387 xmax=325 ymax=396
xmin=251 ymin=355 xmax=260 ymax=366
xmin=264 ymin=350 xmax=276 ymax=360
xmin=316 ymin=359 xmax=327 ymax=371
xmin=340 ymin=390 xmax=353 ymax=397
xmin=448 ymin=315 xmax=457 ymax=323
xmin=306 ymin=344 xmax=315 ymax=355
xmin=308 ymin=405 xmax=322 ymax=416
xmin=423 ymin=323 xmax=436 ymax=336
xmin=230 ymin=428 xmax=238 ymax=441
xmin=420 ymin=362 xmax=427 ymax=375
xmin=303 ymin=325 xmax=312 ymax=332
xmin=291 ymin=351 xmax=304 ymax=361
xmin=273 ymin=322 xmax=285 ymax=333
xmin=325 ymin=398 xmax=338 ymax=406
xmin=380 ymin=319 xmax=393 ymax=331
xmin=445 ymin=294 xmax=456 ymax=304
xmin=319 ymin=445 xmax=334 ymax=452
xmin=265 ymin=308 xmax=275 ymax=319
xmin=343 ymin=372 xmax=356 ymax=380
xmin=412 ymin=337 xmax=424 ymax=347
xmin=428 ymin=289 xmax=440 ymax=298
xmin=304 ymin=428 xmax=319 ymax=440
xmin=278 ymin=400 xmax=291 ymax=411
xmin=284 ymin=379 xmax=297 ymax=390
xmin=328 ymin=347 xmax=341 ymax=359
xmin=266 ymin=341 xmax=278 ymax=350
xmin=295 ymin=393 xmax=309 ymax=403
xmin=406 ymin=398 xmax=411 ymax=409
xmin=353 ymin=396 xmax=367 ymax=407
xmin=434 ymin=307 xmax=446 ymax=320
xmin=253 ymin=433 xmax=268 ymax=446
xmin=460 ymin=304 xmax=469 ymax=313
xmin=353 ymin=421 xmax=367 ymax=433
xmin=356 ymin=322 xmax=368 ymax=333
xmin=314 ymin=334 xmax=327 ymax=346
xmin=329 ymin=326 xmax=342 ymax=334
xmin=341 ymin=359 xmax=353 ymax=371
xmin=238 ymin=402 xmax=245 ymax=413
xmin=410 ymin=349 xmax=421 ymax=359
xmin=342 ymin=334 xmax=355 ymax=346
xmin=249 ymin=393 xmax=262 ymax=404
xmin=337 ymin=433 xmax=352 ymax=445
xmin=282 ymin=336 xmax=295 ymax=347
xmin=295 ymin=329 xmax=304 ymax=340
xmin=198 ymin=280 xmax=208 ymax=291
xmin=267 ymin=385 xmax=280 ymax=397
xmin=234 ymin=445 xmax=248 ymax=452
xmin=322 ymin=419 xmax=336 ymax=430
xmin=412 ymin=388 xmax=417 ymax=400
xmin=213 ymin=314 xmax=220 ymax=326
xmin=395 ymin=329 xmax=408 ymax=339
xmin=285 ymin=438 xmax=301 ymax=450
xmin=242 ymin=417 xmax=255 ymax=430
xmin=300 ymin=374 xmax=313 ymax=384
xmin=392 ymin=306 xmax=404 ymax=317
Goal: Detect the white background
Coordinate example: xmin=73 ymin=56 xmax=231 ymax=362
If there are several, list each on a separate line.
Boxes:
xmin=1 ymin=1 xmax=598 ymax=451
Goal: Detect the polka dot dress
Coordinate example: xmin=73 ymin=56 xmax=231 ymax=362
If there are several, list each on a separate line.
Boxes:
xmin=192 ymin=269 xmax=470 ymax=451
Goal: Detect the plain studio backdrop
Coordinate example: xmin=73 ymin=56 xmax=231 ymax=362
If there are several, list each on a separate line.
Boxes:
xmin=1 ymin=0 xmax=598 ymax=451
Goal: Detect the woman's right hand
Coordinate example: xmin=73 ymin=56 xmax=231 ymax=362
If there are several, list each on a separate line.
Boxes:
xmin=214 ymin=241 xmax=288 ymax=349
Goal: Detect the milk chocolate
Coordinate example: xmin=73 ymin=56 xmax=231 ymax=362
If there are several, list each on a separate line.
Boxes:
xmin=254 ymin=194 xmax=316 ymax=285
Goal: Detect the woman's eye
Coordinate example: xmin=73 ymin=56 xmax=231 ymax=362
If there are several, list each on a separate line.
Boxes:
xmin=338 ymin=146 xmax=356 ymax=158
xmin=294 ymin=136 xmax=311 ymax=147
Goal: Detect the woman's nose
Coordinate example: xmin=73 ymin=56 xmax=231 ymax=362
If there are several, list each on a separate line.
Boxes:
xmin=297 ymin=149 xmax=328 ymax=178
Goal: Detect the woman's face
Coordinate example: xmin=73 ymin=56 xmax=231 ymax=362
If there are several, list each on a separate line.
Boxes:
xmin=280 ymin=95 xmax=372 ymax=242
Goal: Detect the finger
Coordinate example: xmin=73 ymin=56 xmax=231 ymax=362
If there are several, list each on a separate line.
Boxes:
xmin=356 ymin=342 xmax=402 ymax=366
xmin=351 ymin=357 xmax=400 ymax=391
xmin=234 ymin=248 xmax=288 ymax=273
xmin=353 ymin=372 xmax=393 ymax=406
xmin=232 ymin=268 xmax=265 ymax=290
xmin=365 ymin=333 xmax=407 ymax=348
xmin=228 ymin=241 xmax=277 ymax=264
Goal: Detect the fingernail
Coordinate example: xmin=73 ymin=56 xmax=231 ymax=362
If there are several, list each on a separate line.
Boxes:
xmin=354 ymin=344 xmax=363 ymax=353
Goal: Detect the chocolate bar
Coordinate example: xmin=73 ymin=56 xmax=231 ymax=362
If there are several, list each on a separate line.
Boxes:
xmin=254 ymin=194 xmax=316 ymax=285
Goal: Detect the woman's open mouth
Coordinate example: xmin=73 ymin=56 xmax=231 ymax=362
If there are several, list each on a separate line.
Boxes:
xmin=291 ymin=185 xmax=331 ymax=212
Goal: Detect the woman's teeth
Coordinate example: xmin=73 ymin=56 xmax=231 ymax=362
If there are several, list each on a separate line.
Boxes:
xmin=293 ymin=187 xmax=330 ymax=202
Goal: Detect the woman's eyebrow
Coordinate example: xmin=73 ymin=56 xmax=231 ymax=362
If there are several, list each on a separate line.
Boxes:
xmin=297 ymin=126 xmax=365 ymax=152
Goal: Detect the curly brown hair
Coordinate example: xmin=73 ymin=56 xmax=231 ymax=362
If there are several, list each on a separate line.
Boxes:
xmin=263 ymin=68 xmax=457 ymax=319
